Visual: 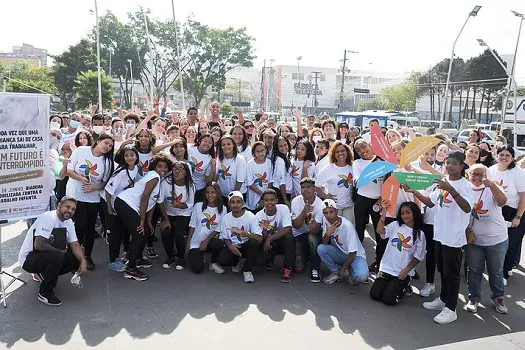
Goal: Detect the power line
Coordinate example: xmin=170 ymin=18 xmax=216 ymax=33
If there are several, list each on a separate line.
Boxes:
xmin=1 ymin=74 xmax=55 ymax=95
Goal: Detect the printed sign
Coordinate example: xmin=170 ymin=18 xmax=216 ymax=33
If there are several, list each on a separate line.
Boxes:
xmin=370 ymin=125 xmax=398 ymax=164
xmin=356 ymin=161 xmax=397 ymax=188
xmin=394 ymin=172 xmax=442 ymax=190
xmin=381 ymin=175 xmax=400 ymax=216
xmin=400 ymin=136 xmax=441 ymax=167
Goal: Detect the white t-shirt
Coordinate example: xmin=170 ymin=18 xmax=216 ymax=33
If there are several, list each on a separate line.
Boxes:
xmin=272 ymin=156 xmax=293 ymax=194
xmin=255 ymin=204 xmax=292 ymax=236
xmin=48 ymin=149 xmax=59 ymax=194
xmin=245 ymin=158 xmax=274 ymax=210
xmin=66 ymin=146 xmax=111 ymax=203
xmin=322 ymin=216 xmax=366 ymax=258
xmin=188 ymin=147 xmax=213 ymax=191
xmin=312 ymin=156 xmax=329 ymax=178
xmin=487 ymin=166 xmax=525 ymax=209
xmin=18 ymin=210 xmax=78 ymax=266
xmin=470 ymin=186 xmax=508 ymax=246
xmin=138 ymin=150 xmax=154 ymax=175
xmin=316 ymin=163 xmax=354 ymax=208
xmin=353 ymin=158 xmax=382 ymax=199
xmin=239 ymin=145 xmax=253 ymax=163
xmin=292 ymin=160 xmax=315 ymax=197
xmin=290 ymin=195 xmax=324 ymax=237
xmin=218 ymin=210 xmax=261 ymax=245
xmin=429 ymin=176 xmax=474 ymax=248
xmin=188 ymin=202 xmax=227 ymax=249
xmin=217 ymin=155 xmax=247 ymax=197
xmin=117 ymin=171 xmax=162 ymax=214
xmin=102 ymin=165 xmax=140 ymax=208
xmin=158 ymin=178 xmax=195 ymax=217
xmin=379 ymin=221 xmax=426 ymax=277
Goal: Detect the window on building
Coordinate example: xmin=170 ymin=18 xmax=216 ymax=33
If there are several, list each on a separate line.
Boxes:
xmin=320 ymin=75 xmax=326 ymax=82
xmin=292 ymin=73 xmax=298 ymax=80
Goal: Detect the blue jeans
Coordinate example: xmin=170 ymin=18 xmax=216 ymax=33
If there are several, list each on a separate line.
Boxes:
xmin=466 ymin=239 xmax=508 ymax=301
xmin=317 ymin=244 xmax=369 ymax=282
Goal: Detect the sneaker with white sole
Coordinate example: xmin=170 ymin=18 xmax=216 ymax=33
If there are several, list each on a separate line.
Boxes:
xmin=433 ymin=307 xmax=457 ymax=324
xmin=232 ymin=259 xmax=244 ymax=273
xmin=243 ymin=271 xmax=254 ymax=283
xmin=310 ymin=269 xmax=321 ymax=283
xmin=465 ymin=300 xmax=478 ymax=313
xmin=419 ymin=283 xmax=436 ymax=297
xmin=210 ymin=263 xmax=225 ymax=274
xmin=175 ymin=258 xmax=185 ymax=271
xmin=37 ymin=292 xmax=62 ymax=306
xmin=322 ymin=273 xmax=341 ymax=285
xmin=162 ymin=257 xmax=176 ymax=269
xmin=423 ymin=297 xmax=446 ymax=311
xmin=404 ymin=282 xmax=413 ymax=297
xmin=107 ymin=261 xmax=126 ymax=272
xmin=508 ymin=270 xmax=513 ymax=277
xmin=492 ymin=298 xmax=508 ymax=314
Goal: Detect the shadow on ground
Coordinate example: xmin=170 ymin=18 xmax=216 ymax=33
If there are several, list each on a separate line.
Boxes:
xmin=1 ymin=221 xmax=525 ymax=349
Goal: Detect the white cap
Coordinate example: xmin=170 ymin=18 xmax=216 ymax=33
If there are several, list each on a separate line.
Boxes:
xmin=322 ymin=199 xmax=337 ymax=210
xmin=228 ymin=191 xmax=244 ymax=201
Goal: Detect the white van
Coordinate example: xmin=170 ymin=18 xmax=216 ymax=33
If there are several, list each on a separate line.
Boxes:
xmin=388 ymin=116 xmax=420 ymax=127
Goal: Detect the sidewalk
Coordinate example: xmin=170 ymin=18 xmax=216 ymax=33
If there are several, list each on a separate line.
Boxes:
xmin=1 ymin=220 xmax=525 ymax=349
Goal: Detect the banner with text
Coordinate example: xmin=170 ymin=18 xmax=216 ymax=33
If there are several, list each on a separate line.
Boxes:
xmin=0 ymin=93 xmax=51 ymax=221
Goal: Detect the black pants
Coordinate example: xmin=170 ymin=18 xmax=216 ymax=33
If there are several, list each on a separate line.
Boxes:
xmin=188 ymin=238 xmax=225 ymax=273
xmin=502 ymin=205 xmax=525 ymax=277
xmin=162 ymin=216 xmax=190 ymax=260
xmin=354 ymin=195 xmax=384 ymax=265
xmin=422 ymin=223 xmax=436 ymax=284
xmin=147 ymin=205 xmax=162 ymax=248
xmin=308 ymin=231 xmax=322 ymax=270
xmin=218 ymin=239 xmax=260 ymax=272
xmin=101 ymin=198 xmax=130 ymax=262
xmin=55 ymin=177 xmax=68 ymax=203
xmin=114 ymin=198 xmax=148 ymax=268
xmin=22 ymin=249 xmax=80 ymax=294
xmin=435 ymin=241 xmax=462 ymax=311
xmin=370 ymin=271 xmax=410 ymax=305
xmin=73 ymin=201 xmax=100 ymax=257
xmin=263 ymin=234 xmax=296 ymax=269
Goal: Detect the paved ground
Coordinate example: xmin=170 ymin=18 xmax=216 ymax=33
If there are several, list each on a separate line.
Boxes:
xmin=1 ymin=220 xmax=525 ymax=350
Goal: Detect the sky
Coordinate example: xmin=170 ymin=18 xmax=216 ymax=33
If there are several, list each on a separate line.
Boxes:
xmin=2 ymin=0 xmax=525 ymax=81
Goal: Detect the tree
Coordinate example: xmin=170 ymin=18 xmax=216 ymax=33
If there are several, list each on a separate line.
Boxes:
xmin=3 ymin=62 xmax=57 ymax=94
xmin=74 ymin=70 xmax=113 ymax=109
xmin=52 ymin=39 xmax=98 ymax=109
xmin=358 ymin=97 xmax=385 ymax=111
xmin=379 ymin=78 xmax=417 ymax=111
xmin=181 ymin=19 xmax=255 ymax=107
xmin=221 ymin=102 xmax=233 ymax=116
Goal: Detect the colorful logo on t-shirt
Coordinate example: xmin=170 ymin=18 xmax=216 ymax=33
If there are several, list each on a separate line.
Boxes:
xmin=391 ymin=232 xmax=412 ymax=252
xmin=218 ymin=165 xmax=231 ymax=180
xmin=79 ymin=160 xmax=99 ymax=177
xmin=471 ymin=200 xmax=488 ymax=219
xmin=337 ymin=173 xmax=353 ymax=188
xmin=254 ymin=172 xmax=268 ymax=187
xmin=259 ymin=219 xmax=275 ymax=235
xmin=230 ymin=225 xmax=245 ymax=241
xmin=190 ymin=156 xmax=203 ymax=173
xmin=437 ymin=189 xmax=452 ymax=207
xmin=292 ymin=165 xmax=300 ymax=177
xmin=140 ymin=160 xmax=150 ymax=174
xmin=201 ymin=213 xmax=217 ymax=230
xmin=167 ymin=193 xmax=183 ymax=205
xmin=493 ymin=179 xmax=508 ymax=190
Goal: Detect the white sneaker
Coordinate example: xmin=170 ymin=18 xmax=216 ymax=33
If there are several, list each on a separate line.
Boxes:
xmin=433 ymin=307 xmax=457 ymax=324
xmin=492 ymin=298 xmax=508 ymax=314
xmin=243 ymin=271 xmax=254 ymax=283
xmin=508 ymin=270 xmax=513 ymax=277
xmin=423 ymin=297 xmax=446 ymax=311
xmin=465 ymin=300 xmax=478 ymax=313
xmin=420 ymin=283 xmax=436 ymax=297
xmin=504 ymin=278 xmax=508 ymax=286
xmin=322 ymin=273 xmax=341 ymax=285
xmin=209 ymin=263 xmax=225 ymax=274
xmin=232 ymin=259 xmax=244 ymax=273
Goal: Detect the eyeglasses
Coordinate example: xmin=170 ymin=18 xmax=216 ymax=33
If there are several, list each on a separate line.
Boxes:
xmin=173 ymin=166 xmax=186 ymax=173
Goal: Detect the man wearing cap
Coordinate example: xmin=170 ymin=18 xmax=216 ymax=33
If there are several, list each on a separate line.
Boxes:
xmin=409 ymin=150 xmax=473 ymax=325
xmin=216 ymin=191 xmax=262 ymax=283
xmin=317 ymin=199 xmax=369 ymax=285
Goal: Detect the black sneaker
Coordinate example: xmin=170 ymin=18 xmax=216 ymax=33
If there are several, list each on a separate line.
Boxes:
xmin=146 ymin=247 xmax=158 ymax=259
xmin=310 ymin=269 xmax=321 ymax=283
xmin=136 ymin=258 xmax=153 ymax=268
xmin=38 ymin=292 xmax=62 ymax=306
xmin=264 ymin=262 xmax=273 ymax=271
xmin=86 ymin=256 xmax=95 ymax=271
xmin=124 ymin=267 xmax=148 ymax=281
xmin=162 ymin=257 xmax=176 ymax=269
xmin=368 ymin=262 xmax=378 ymax=274
xmin=413 ymin=271 xmax=420 ymax=280
xmin=175 ymin=258 xmax=185 ymax=271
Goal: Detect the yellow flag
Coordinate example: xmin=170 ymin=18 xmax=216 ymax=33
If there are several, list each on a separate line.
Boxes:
xmin=400 ymin=136 xmax=441 ymax=167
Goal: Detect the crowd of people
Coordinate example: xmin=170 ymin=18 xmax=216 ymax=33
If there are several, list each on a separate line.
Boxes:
xmin=17 ymin=101 xmax=525 ymax=325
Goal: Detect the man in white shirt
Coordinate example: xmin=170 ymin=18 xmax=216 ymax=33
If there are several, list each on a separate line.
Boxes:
xmin=256 ymin=189 xmax=295 ymax=283
xmin=317 ymin=199 xmax=369 ymax=285
xmin=18 ymin=196 xmax=88 ymax=306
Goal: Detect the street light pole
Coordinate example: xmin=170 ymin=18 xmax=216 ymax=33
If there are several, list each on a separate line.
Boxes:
xmin=94 ymin=0 xmax=103 ymax=113
xmin=440 ymin=5 xmax=481 ymax=128
xmin=127 ymin=59 xmax=133 ymax=107
xmin=477 ymin=38 xmax=518 ymax=147
xmin=171 ymin=0 xmax=185 ymax=112
xmin=142 ymin=8 xmax=155 ymax=109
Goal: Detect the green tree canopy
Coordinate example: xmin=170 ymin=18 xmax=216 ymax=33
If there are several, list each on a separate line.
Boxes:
xmin=74 ymin=70 xmax=113 ymax=110
xmin=2 ymin=62 xmax=57 ymax=95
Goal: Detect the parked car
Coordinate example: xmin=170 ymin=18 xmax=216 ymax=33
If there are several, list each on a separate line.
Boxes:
xmin=451 ymin=129 xmax=497 ymax=146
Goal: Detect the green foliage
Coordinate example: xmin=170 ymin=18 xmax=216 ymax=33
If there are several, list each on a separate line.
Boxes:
xmin=379 ymin=79 xmax=417 ymax=111
xmin=3 ymin=61 xmax=57 ymax=94
xmin=358 ymin=97 xmax=385 ymax=112
xmin=74 ymin=70 xmax=113 ymax=109
xmin=220 ymin=102 xmax=233 ymax=116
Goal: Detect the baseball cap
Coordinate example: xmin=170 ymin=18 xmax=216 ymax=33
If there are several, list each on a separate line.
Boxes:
xmin=228 ymin=191 xmax=244 ymax=201
xmin=446 ymin=150 xmax=469 ymax=169
xmin=322 ymin=199 xmax=337 ymax=210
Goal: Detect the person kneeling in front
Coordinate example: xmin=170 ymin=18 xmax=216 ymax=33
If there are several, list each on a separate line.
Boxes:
xmin=217 ymin=191 xmax=262 ymax=283
xmin=370 ymin=201 xmax=426 ymax=305
xmin=18 ymin=196 xmax=88 ymax=306
xmin=317 ymin=199 xmax=369 ymax=285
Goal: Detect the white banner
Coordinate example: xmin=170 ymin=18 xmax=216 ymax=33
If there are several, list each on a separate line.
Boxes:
xmin=0 ymin=93 xmax=51 ymax=221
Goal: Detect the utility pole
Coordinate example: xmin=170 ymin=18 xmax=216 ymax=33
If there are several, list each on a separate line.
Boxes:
xmin=339 ymin=49 xmax=358 ymax=111
xmin=312 ymin=71 xmax=321 ymax=115
xmin=260 ymin=59 xmax=266 ymax=110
